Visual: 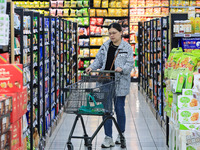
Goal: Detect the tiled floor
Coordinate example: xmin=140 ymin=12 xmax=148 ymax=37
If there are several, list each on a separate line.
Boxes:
xmin=45 ymin=83 xmax=168 ymax=150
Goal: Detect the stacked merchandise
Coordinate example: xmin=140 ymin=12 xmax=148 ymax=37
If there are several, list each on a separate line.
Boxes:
xmin=170 ymin=0 xmax=200 ymax=13
xmin=130 ymin=0 xmax=169 ymax=80
xmin=49 ymin=0 xmax=89 ymax=23
xmin=0 ymin=62 xmax=28 ymax=149
xmin=14 ymin=1 xmax=50 ymax=16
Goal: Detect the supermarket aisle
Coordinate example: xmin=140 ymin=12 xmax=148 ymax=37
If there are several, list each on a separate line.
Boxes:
xmin=45 ymin=83 xmax=168 ymax=150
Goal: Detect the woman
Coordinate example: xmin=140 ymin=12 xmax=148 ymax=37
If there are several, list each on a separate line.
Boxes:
xmin=85 ymin=23 xmax=134 ymax=148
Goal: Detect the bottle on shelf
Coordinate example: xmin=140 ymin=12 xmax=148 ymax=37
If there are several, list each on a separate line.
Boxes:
xmin=195 ymin=14 xmax=200 ymax=34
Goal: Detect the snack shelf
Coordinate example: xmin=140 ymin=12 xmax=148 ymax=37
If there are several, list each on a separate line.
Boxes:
xmin=138 ymin=16 xmax=169 ymax=141
xmin=90 ymin=7 xmax=128 ymax=9
xmin=130 ymin=6 xmax=169 ymax=8
xmin=130 ymin=15 xmax=167 ymax=17
xmin=170 ymin=6 xmax=200 ymax=8
xmin=50 ymin=7 xmax=89 ymax=9
xmin=174 ymin=33 xmax=200 ymax=37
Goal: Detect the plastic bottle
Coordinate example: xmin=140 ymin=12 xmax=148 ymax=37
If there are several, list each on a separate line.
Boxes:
xmin=190 ymin=17 xmax=195 ymax=33
xmin=195 ymin=14 xmax=200 ymax=34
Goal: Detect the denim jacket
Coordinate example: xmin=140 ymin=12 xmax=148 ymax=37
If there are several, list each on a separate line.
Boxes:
xmin=89 ymin=39 xmax=134 ymax=96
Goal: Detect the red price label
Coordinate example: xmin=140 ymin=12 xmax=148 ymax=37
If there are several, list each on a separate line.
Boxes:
xmin=184 ymin=34 xmax=191 ymax=37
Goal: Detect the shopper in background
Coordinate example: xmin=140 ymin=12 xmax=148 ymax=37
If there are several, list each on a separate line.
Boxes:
xmin=85 ymin=23 xmax=134 ymax=148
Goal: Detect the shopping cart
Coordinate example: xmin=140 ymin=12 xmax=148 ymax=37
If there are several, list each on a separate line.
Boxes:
xmin=64 ymin=70 xmax=126 ymax=150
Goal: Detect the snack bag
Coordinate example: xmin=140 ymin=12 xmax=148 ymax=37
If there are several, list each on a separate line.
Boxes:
xmin=57 ymin=1 xmax=63 ymax=7
xmin=63 ymin=9 xmax=69 ymax=16
xmin=96 ymin=37 xmax=103 ymax=45
xmin=77 ymin=0 xmax=83 ymax=7
xmin=102 ymin=0 xmax=108 ymax=8
xmin=96 ymin=9 xmax=103 ymax=16
xmin=108 ymin=9 xmax=115 ymax=16
xmin=116 ymin=9 xmax=122 ymax=16
xmin=93 ymin=0 xmax=101 ymax=7
xmin=90 ymin=18 xmax=97 ymax=25
xmin=122 ymin=9 xmax=128 ymax=16
xmin=109 ymin=0 xmax=116 ymax=7
xmin=90 ymin=26 xmax=97 ymax=35
xmin=165 ymin=47 xmax=183 ymax=79
xmin=82 ymin=8 xmax=89 ymax=16
xmin=116 ymin=1 xmax=122 ymax=8
xmin=57 ymin=9 xmax=63 ymax=16
xmin=51 ymin=1 xmax=57 ymax=8
xmin=96 ymin=18 xmax=103 ymax=26
xmin=64 ymin=1 xmax=71 ymax=7
xmin=77 ymin=9 xmax=82 ymax=16
xmin=77 ymin=18 xmax=84 ymax=26
xmin=101 ymin=28 xmax=108 ymax=35
xmin=122 ymin=0 xmax=129 ymax=8
xmin=102 ymin=9 xmax=108 ymax=17
xmin=90 ymin=38 xmax=97 ymax=45
xmin=70 ymin=9 xmax=77 ymax=16
xmin=95 ymin=27 xmax=101 ymax=35
xmin=102 ymin=36 xmax=109 ymax=43
xmin=84 ymin=17 xmax=89 ymax=26
xmin=175 ymin=73 xmax=185 ymax=93
xmin=185 ymin=73 xmax=193 ymax=89
xmin=71 ymin=1 xmax=77 ymax=7
xmin=83 ymin=0 xmax=89 ymax=7
xmin=90 ymin=9 xmax=96 ymax=17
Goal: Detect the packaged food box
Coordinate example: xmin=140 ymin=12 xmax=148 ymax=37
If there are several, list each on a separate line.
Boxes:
xmin=21 ymin=87 xmax=28 ymax=116
xmin=0 ymin=115 xmax=10 ymax=134
xmin=171 ymin=103 xmax=178 ymax=124
xmin=178 ymin=110 xmax=200 ymax=124
xmin=0 ymin=53 xmax=9 ymax=64
xmin=0 ymin=96 xmax=12 ymax=115
xmin=0 ymin=93 xmax=20 ymax=123
xmin=10 ymin=119 xmax=21 ymax=150
xmin=0 ymin=131 xmax=10 ymax=150
xmin=182 ymin=89 xmax=193 ymax=95
xmin=177 ymin=95 xmax=200 ymax=110
xmin=0 ymin=64 xmax=23 ymax=93
xmin=179 ymin=124 xmax=200 ymax=130
xmin=0 ymin=97 xmax=5 ymax=116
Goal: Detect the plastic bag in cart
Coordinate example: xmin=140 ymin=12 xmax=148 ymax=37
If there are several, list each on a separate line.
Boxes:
xmin=78 ymin=93 xmax=105 ymax=115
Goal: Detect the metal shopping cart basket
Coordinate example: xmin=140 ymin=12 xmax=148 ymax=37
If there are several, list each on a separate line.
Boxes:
xmin=64 ymin=71 xmax=126 ymax=150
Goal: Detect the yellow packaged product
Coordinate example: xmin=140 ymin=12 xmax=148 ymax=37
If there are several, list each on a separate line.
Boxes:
xmin=70 ymin=9 xmax=77 ymax=16
xmin=44 ymin=2 xmax=49 ymax=8
xmin=122 ymin=0 xmax=129 ymax=8
xmin=102 ymin=0 xmax=108 ymax=8
xmin=29 ymin=2 xmax=34 ymax=8
xmin=170 ymin=0 xmax=176 ymax=6
xmin=71 ymin=1 xmax=77 ymax=7
xmin=109 ymin=1 xmax=116 ymax=8
xmin=63 ymin=9 xmax=69 ymax=16
xmin=154 ymin=0 xmax=161 ymax=6
xmin=96 ymin=38 xmax=103 ymax=45
xmin=96 ymin=9 xmax=103 ymax=16
xmin=197 ymin=0 xmax=200 ymax=6
xmin=190 ymin=0 xmax=196 ymax=6
xmin=23 ymin=2 xmax=28 ymax=8
xmin=64 ymin=1 xmax=71 ymax=7
xmin=90 ymin=9 xmax=96 ymax=17
xmin=122 ymin=9 xmax=128 ymax=16
xmin=116 ymin=9 xmax=122 ymax=16
xmin=90 ymin=38 xmax=97 ymax=46
xmin=116 ymin=1 xmax=122 ymax=8
xmin=102 ymin=9 xmax=108 ymax=16
xmin=44 ymin=11 xmax=49 ymax=16
xmin=34 ymin=2 xmax=40 ymax=7
xmin=103 ymin=19 xmax=113 ymax=26
xmin=77 ymin=1 xmax=83 ymax=7
xmin=40 ymin=2 xmax=45 ymax=8
xmin=93 ymin=0 xmax=101 ymax=7
xmin=108 ymin=9 xmax=115 ymax=16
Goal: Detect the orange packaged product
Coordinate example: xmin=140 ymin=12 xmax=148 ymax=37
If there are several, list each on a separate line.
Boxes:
xmin=137 ymin=0 xmax=145 ymax=6
xmin=197 ymin=0 xmax=200 ymax=6
xmin=130 ymin=8 xmax=137 ymax=16
xmin=161 ymin=0 xmax=169 ymax=6
xmin=196 ymin=9 xmax=200 ymax=13
xmin=146 ymin=8 xmax=153 ymax=15
xmin=154 ymin=8 xmax=161 ymax=15
xmin=0 ymin=64 xmax=23 ymax=93
xmin=161 ymin=8 xmax=169 ymax=15
xmin=96 ymin=9 xmax=103 ymax=17
xmin=146 ymin=0 xmax=154 ymax=7
xmin=137 ymin=8 xmax=145 ymax=15
xmin=130 ymin=0 xmax=137 ymax=7
xmin=153 ymin=0 xmax=161 ymax=6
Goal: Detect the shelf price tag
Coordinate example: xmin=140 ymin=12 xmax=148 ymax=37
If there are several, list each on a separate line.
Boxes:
xmin=184 ymin=34 xmax=191 ymax=37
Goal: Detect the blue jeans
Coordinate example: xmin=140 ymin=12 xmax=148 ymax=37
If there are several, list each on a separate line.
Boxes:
xmin=103 ymin=96 xmax=126 ymax=138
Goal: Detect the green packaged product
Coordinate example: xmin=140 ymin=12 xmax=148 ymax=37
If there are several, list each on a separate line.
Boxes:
xmin=185 ymin=73 xmax=193 ymax=89
xmin=175 ymin=73 xmax=185 ymax=93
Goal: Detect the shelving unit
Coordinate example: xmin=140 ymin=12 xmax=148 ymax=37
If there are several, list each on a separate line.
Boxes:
xmin=138 ymin=16 xmax=169 ymax=141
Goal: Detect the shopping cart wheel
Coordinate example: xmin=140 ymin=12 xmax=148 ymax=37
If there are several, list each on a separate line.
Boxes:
xmin=121 ymin=140 xmax=126 ymax=148
xmin=67 ymin=143 xmax=74 ymax=150
xmin=88 ymin=146 xmax=92 ymax=150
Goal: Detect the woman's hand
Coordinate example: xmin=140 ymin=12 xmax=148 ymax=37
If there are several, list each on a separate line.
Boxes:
xmin=85 ymin=67 xmax=92 ymax=74
xmin=115 ymin=67 xmax=123 ymax=73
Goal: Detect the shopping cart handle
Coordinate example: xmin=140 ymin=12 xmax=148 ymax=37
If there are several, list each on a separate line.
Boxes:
xmin=84 ymin=70 xmax=121 ymax=74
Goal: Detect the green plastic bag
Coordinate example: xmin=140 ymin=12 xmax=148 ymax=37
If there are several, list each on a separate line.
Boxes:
xmin=78 ymin=93 xmax=105 ymax=115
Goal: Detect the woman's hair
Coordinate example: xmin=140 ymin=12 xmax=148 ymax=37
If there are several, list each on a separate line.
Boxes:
xmin=108 ymin=23 xmax=122 ymax=32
